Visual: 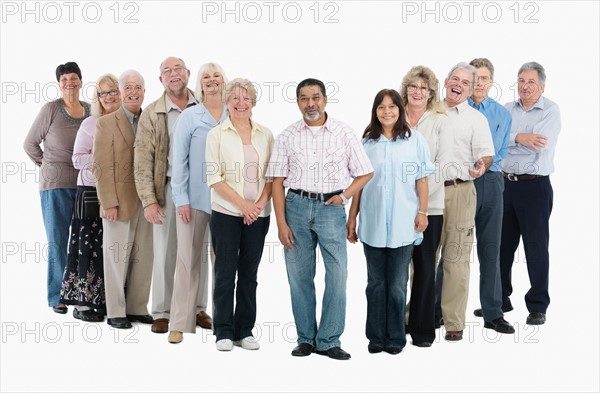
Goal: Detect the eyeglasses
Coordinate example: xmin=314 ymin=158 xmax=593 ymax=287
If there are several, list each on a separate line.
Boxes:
xmin=98 ymin=89 xmax=119 ymax=98
xmin=124 ymin=84 xmax=143 ymax=92
xmin=161 ymin=66 xmax=186 ymax=76
xmin=407 ymin=84 xmax=430 ymax=94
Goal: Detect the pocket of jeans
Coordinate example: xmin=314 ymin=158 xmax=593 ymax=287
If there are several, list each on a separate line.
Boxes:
xmin=285 ymin=191 xmax=298 ymax=202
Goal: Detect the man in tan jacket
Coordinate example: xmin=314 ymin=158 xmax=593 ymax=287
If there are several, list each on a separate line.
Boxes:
xmin=134 ymin=57 xmax=213 ymax=334
xmin=94 ymin=70 xmax=153 ymax=329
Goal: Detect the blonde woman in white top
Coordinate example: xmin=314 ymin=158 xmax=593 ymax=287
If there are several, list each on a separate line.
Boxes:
xmin=400 ymin=65 xmax=452 ymax=347
xmin=205 ymin=78 xmax=273 ymax=351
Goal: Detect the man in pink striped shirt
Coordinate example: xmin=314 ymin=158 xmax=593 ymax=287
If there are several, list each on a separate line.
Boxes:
xmin=267 ymin=78 xmax=373 ymax=360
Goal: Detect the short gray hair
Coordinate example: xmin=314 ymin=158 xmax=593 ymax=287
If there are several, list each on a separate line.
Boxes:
xmin=447 ymin=62 xmax=477 ymax=90
xmin=195 ymin=63 xmax=228 ymax=102
xmin=469 ymin=58 xmax=495 ymax=80
xmin=225 ymin=78 xmax=258 ymax=106
xmin=518 ymin=61 xmax=546 ymax=85
xmin=118 ymin=69 xmax=145 ymax=91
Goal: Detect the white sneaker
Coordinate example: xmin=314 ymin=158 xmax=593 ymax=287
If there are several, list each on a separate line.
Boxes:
xmin=216 ymin=339 xmax=233 ymax=351
xmin=233 ymin=336 xmax=260 ymax=350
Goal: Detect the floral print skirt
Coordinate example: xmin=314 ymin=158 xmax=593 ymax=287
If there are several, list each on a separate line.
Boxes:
xmin=60 ymin=215 xmax=105 ymax=309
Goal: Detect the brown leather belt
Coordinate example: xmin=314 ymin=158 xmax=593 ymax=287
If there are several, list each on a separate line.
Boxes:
xmin=444 ymin=179 xmax=471 ymax=187
xmin=502 ymin=172 xmax=546 ymax=182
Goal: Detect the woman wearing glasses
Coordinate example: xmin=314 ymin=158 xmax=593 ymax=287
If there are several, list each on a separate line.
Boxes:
xmin=206 ymin=78 xmax=273 ymax=351
xmin=23 ymin=62 xmax=91 ymax=315
xmin=58 ymin=74 xmax=121 ymax=322
xmin=400 ymin=66 xmax=453 ymax=347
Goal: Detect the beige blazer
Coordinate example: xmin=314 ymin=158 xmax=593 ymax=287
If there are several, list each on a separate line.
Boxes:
xmin=93 ymin=107 xmax=141 ymax=222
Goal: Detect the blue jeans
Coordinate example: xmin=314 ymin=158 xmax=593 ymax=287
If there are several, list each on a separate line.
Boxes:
xmin=284 ymin=192 xmax=348 ymax=351
xmin=40 ymin=188 xmax=76 ymax=306
xmin=364 ymin=243 xmax=413 ymax=350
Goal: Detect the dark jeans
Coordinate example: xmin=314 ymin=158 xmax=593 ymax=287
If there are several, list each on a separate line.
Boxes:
xmin=474 ymin=171 xmax=504 ymax=321
xmin=500 ymin=176 xmax=553 ymax=313
xmin=364 ymin=243 xmax=413 ymax=350
xmin=210 ymin=211 xmax=270 ymax=341
xmin=409 ymin=215 xmax=443 ymax=344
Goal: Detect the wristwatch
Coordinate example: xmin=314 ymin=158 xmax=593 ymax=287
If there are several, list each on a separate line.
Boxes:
xmin=339 ymin=192 xmax=349 ymax=205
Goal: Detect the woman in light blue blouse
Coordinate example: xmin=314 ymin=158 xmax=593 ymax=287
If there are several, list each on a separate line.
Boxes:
xmin=347 ymin=89 xmax=434 ymax=355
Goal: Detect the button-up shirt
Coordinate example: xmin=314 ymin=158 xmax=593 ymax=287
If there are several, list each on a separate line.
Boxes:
xmin=468 ymin=96 xmax=511 ymax=172
xmin=171 ymin=103 xmax=228 ymax=213
xmin=206 ymin=117 xmax=274 ymax=217
xmin=358 ymin=133 xmax=435 ymax=248
xmin=267 ymin=114 xmax=373 ymax=193
xmin=444 ymin=100 xmax=495 ymax=180
xmin=123 ymin=107 xmax=139 ymax=135
xmin=165 ymin=92 xmax=197 ymax=177
xmin=501 ymin=96 xmax=561 ymax=176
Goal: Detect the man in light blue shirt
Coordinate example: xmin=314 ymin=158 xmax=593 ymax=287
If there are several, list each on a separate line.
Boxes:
xmin=500 ymin=61 xmax=561 ymax=326
xmin=467 ymin=58 xmax=515 ymax=335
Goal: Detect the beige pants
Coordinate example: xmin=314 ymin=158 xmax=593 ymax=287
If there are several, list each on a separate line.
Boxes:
xmin=103 ymin=205 xmax=153 ymax=319
xmin=440 ymin=182 xmax=476 ymax=331
xmin=150 ymin=183 xmax=210 ymax=319
xmin=169 ymin=209 xmax=213 ymax=333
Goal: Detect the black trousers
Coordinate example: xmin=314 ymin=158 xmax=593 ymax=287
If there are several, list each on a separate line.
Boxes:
xmin=500 ymin=176 xmax=553 ymax=313
xmin=409 ymin=215 xmax=443 ymax=344
xmin=210 ymin=211 xmax=270 ymax=341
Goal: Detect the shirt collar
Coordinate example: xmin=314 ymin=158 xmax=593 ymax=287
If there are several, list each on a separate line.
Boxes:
xmin=220 ymin=116 xmax=264 ymax=134
xmin=165 ymin=91 xmax=197 ymax=112
xmin=122 ymin=106 xmax=139 ymax=125
xmin=517 ymin=96 xmax=546 ymax=111
xmin=445 ymin=99 xmax=470 ymax=114
xmin=300 ymin=112 xmax=332 ymax=132
xmin=468 ymin=96 xmax=493 ymax=110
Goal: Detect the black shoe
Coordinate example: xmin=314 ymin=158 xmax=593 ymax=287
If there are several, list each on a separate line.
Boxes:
xmin=434 ymin=316 xmax=443 ymax=329
xmin=368 ymin=344 xmax=383 ymax=353
xmin=291 ymin=343 xmax=315 ymax=357
xmin=474 ymin=304 xmax=514 ymax=317
xmin=127 ymin=314 xmax=154 ymax=324
xmin=96 ymin=308 xmax=107 ymax=317
xmin=484 ymin=317 xmax=515 ymax=334
xmin=526 ymin=312 xmax=546 ymax=325
xmin=315 ymin=346 xmax=351 ymax=360
xmin=52 ymin=305 xmax=68 ymax=314
xmin=383 ymin=346 xmax=402 ymax=355
xmin=107 ymin=317 xmax=132 ymax=329
xmin=413 ymin=341 xmax=432 ymax=348
xmin=73 ymin=309 xmax=104 ymax=323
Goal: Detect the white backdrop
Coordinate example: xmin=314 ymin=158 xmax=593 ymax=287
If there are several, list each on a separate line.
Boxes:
xmin=1 ymin=1 xmax=598 ymax=392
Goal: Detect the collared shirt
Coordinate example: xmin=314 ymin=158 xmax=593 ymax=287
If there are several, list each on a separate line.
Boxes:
xmin=206 ymin=117 xmax=273 ymax=217
xmin=444 ymin=100 xmax=495 ymax=181
xmin=468 ymin=96 xmax=511 ymax=172
xmin=123 ymin=106 xmax=140 ymax=135
xmin=165 ymin=92 xmax=197 ymax=177
xmin=408 ymin=110 xmax=453 ymax=216
xmin=266 ymin=113 xmax=373 ymax=193
xmin=358 ymin=133 xmax=435 ymax=248
xmin=171 ymin=103 xmax=228 ymax=213
xmin=501 ymin=96 xmax=561 ymax=176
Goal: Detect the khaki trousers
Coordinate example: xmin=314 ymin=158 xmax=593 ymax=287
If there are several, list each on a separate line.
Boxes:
xmin=169 ymin=209 xmax=213 ymax=333
xmin=150 ymin=183 xmax=209 ymax=319
xmin=439 ymin=181 xmax=476 ymax=331
xmin=103 ymin=205 xmax=153 ymax=319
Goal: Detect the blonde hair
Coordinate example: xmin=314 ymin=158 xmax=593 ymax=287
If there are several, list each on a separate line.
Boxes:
xmin=400 ymin=65 xmax=446 ymax=115
xmin=194 ymin=63 xmax=228 ymax=102
xmin=91 ymin=73 xmax=119 ymax=116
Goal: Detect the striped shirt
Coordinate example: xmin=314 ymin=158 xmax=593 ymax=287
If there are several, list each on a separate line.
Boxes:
xmin=267 ymin=114 xmax=373 ymax=193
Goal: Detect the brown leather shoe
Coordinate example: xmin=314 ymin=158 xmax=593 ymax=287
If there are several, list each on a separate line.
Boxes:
xmin=445 ymin=330 xmax=463 ymax=341
xmin=196 ymin=311 xmax=212 ymax=330
xmin=151 ymin=318 xmax=169 ymax=334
